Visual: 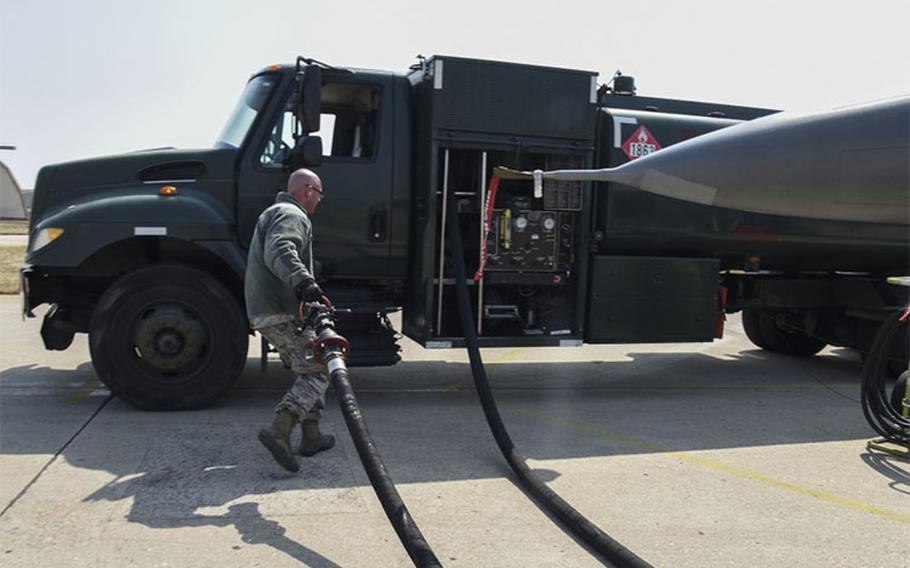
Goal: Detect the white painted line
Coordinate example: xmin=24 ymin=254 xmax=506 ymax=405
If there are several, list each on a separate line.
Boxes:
xmin=134 ymin=227 xmax=167 ymax=236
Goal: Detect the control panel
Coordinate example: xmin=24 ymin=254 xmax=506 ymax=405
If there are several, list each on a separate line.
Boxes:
xmin=485 ymin=205 xmax=576 ymax=275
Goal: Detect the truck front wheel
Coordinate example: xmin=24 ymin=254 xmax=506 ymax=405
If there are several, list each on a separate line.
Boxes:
xmin=89 ymin=264 xmax=248 ymax=410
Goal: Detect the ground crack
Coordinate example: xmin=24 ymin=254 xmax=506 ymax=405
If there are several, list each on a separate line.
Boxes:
xmin=0 ymin=394 xmax=113 ymax=518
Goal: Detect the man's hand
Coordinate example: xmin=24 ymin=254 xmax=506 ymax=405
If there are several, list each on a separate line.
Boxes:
xmin=296 ymin=282 xmax=325 ymax=303
xmin=296 ymin=282 xmax=332 ymax=320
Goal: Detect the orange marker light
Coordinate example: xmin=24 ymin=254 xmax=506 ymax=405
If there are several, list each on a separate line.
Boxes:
xmin=159 ymin=186 xmax=178 ymax=196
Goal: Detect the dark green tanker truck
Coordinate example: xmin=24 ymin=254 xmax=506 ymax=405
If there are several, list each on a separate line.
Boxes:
xmin=21 ymin=56 xmax=909 ymax=410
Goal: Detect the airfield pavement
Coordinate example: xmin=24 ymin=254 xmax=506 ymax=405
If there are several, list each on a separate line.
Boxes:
xmin=0 ymin=296 xmax=907 ymax=567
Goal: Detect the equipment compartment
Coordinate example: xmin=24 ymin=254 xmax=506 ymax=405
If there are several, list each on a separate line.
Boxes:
xmin=428 ymin=147 xmax=588 ymax=343
xmin=425 ymin=56 xmax=597 ymax=140
xmin=586 ymin=256 xmax=720 ymax=343
xmin=402 ymin=57 xmax=597 ymax=347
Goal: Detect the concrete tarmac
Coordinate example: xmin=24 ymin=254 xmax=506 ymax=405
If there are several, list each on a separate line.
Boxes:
xmin=0 ymin=296 xmax=907 ymax=567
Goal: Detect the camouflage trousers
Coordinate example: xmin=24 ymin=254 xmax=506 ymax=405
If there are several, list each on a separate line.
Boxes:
xmin=257 ymin=321 xmax=329 ymax=422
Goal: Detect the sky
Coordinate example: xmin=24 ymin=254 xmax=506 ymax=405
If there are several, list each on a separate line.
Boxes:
xmin=1 ymin=0 xmax=909 ymax=189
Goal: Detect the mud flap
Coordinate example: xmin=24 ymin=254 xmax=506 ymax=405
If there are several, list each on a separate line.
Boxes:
xmin=41 ymin=303 xmax=76 ymax=350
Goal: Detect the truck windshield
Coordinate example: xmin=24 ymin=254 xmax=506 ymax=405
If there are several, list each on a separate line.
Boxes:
xmin=214 ymin=74 xmax=278 ymax=149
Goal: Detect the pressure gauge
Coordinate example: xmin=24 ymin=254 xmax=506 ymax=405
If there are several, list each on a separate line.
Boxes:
xmin=515 ymin=216 xmax=528 ymax=230
xmin=543 ymin=217 xmax=556 ymax=231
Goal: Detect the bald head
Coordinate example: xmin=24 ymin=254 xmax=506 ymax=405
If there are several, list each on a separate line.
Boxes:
xmin=288 ymin=168 xmax=321 ymax=195
xmin=287 ymin=168 xmax=324 ymax=214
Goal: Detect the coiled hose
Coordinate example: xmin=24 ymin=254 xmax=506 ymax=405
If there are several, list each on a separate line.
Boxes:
xmin=861 ymin=308 xmax=910 ymax=443
xmin=446 ymin=206 xmax=653 ymax=568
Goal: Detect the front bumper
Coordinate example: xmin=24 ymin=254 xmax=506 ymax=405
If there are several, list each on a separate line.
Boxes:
xmin=20 ymin=264 xmax=34 ymax=319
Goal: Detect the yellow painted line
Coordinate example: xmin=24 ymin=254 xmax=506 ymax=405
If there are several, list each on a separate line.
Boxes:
xmin=491 ymin=347 xmax=527 ymax=363
xmin=521 ymin=384 xmax=847 ymax=392
xmin=503 ymin=404 xmax=910 ymax=525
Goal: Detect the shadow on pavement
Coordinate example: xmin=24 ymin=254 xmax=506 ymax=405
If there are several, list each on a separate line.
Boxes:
xmin=1 ymin=361 xmax=99 ymax=385
xmin=1 ymin=344 xmax=893 ymax=562
xmin=860 ymin=452 xmax=910 ymax=496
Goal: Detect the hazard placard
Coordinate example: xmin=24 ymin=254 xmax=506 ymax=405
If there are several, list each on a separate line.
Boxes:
xmin=622 ymin=125 xmax=662 ymax=160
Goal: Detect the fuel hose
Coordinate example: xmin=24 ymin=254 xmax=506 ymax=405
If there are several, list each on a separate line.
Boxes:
xmin=446 ymin=205 xmax=653 ymax=568
xmin=861 ymin=307 xmax=910 ymax=443
xmin=310 ymin=309 xmax=441 ymax=568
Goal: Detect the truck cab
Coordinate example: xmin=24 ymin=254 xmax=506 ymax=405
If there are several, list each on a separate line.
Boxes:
xmin=22 ymin=61 xmax=413 ymax=410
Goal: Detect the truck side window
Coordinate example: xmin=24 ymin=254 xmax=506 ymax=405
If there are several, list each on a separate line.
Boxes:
xmin=319 ymin=83 xmax=380 ymax=159
xmin=258 ymin=83 xmax=380 ymax=167
xmin=312 ymin=114 xmax=336 ymax=154
xmin=258 ymin=111 xmax=296 ymax=166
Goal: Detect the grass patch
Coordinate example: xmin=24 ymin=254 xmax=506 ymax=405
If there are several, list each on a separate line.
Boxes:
xmin=0 ymin=246 xmax=26 ymax=294
xmin=0 ymin=220 xmax=29 ymax=235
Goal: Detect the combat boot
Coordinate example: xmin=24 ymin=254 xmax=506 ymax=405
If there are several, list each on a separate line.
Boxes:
xmin=299 ymin=419 xmax=335 ymax=457
xmin=257 ymin=409 xmax=300 ymax=472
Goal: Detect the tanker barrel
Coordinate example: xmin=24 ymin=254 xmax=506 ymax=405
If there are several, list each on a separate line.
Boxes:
xmin=520 ymin=97 xmax=910 ymax=224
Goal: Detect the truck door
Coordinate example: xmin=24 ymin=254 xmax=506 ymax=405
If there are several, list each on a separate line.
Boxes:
xmin=238 ymin=72 xmax=395 ymax=279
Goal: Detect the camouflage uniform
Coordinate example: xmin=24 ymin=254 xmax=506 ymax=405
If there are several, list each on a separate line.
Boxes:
xmin=257 ymin=321 xmax=329 ymax=421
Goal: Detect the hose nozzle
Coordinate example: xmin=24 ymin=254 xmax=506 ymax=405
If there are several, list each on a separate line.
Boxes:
xmin=302 ymin=302 xmax=351 ymax=364
xmin=313 ymin=327 xmax=350 ymax=364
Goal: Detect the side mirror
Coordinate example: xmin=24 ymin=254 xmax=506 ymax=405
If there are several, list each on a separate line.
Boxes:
xmin=297 ymin=64 xmax=322 ymax=133
xmin=291 ymin=136 xmax=323 ymax=167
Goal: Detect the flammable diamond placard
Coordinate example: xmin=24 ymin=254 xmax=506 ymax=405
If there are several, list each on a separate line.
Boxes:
xmin=622 ymin=125 xmax=662 ymax=160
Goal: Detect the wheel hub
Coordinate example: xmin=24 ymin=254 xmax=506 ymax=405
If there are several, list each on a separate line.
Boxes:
xmin=154 ymin=329 xmax=184 ymax=355
xmin=133 ymin=304 xmax=208 ymax=373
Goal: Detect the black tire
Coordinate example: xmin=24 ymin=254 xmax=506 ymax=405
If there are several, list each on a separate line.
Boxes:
xmin=89 ymin=264 xmax=248 ymax=410
xmin=754 ymin=309 xmax=827 ymax=357
xmin=741 ymin=309 xmax=770 ymax=350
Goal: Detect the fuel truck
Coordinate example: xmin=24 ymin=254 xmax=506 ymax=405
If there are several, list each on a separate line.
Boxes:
xmin=21 ymin=56 xmax=910 ymax=410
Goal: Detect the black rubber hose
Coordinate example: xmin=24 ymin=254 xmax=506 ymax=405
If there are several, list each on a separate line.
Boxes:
xmin=861 ymin=310 xmax=910 ymax=442
xmin=329 ymin=361 xmax=442 ymax=567
xmin=445 ymin=207 xmax=653 ymax=568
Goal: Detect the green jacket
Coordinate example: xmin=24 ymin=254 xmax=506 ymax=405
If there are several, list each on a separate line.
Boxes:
xmin=244 ymin=192 xmax=316 ymax=329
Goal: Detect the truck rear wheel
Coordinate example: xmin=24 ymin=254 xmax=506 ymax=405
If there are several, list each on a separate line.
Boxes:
xmin=742 ymin=308 xmax=826 ymax=357
xmin=89 ymin=264 xmax=248 ymax=410
xmin=741 ymin=309 xmax=770 ymax=350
